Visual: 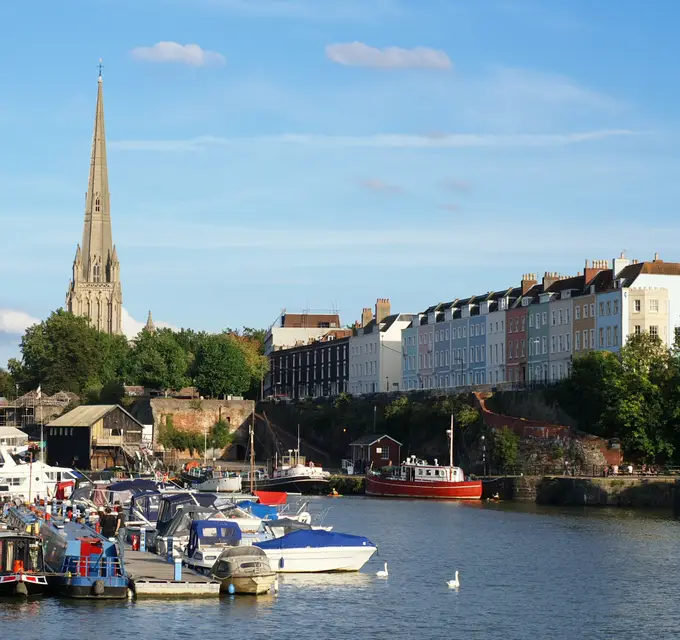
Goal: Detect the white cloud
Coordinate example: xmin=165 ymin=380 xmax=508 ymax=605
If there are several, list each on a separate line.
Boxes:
xmin=0 ymin=309 xmax=39 ymax=334
xmin=131 ymin=42 xmax=225 ymax=66
xmin=111 ymin=129 xmax=636 ymax=152
xmin=325 ymin=42 xmax=451 ymax=70
xmin=121 ymin=308 xmax=177 ymax=340
xmin=360 ymin=178 xmax=403 ymax=193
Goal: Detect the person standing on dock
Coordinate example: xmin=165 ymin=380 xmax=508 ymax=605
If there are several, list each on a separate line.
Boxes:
xmin=100 ymin=507 xmax=117 ymax=539
xmin=114 ymin=501 xmax=126 ymax=560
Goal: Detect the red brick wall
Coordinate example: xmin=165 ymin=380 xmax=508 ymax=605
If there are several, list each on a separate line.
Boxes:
xmin=473 ymin=392 xmax=622 ymax=464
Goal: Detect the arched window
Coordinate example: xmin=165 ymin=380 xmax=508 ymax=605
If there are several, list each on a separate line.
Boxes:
xmin=95 ymin=193 xmax=101 ymax=212
xmin=93 ymin=259 xmax=101 ymax=282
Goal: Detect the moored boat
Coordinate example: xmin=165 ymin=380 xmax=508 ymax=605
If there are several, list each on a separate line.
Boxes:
xmin=0 ymin=531 xmax=49 ymax=596
xmin=365 ymin=419 xmax=482 ymax=500
xmin=183 ymin=520 xmax=242 ymax=574
xmin=210 ymin=546 xmax=276 ymax=594
xmin=40 ymin=520 xmax=128 ymax=598
xmin=254 ymin=529 xmax=377 ymax=573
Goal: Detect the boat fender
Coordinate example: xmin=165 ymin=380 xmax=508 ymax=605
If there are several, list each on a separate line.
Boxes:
xmin=15 ymin=581 xmax=28 ymax=596
xmin=298 ymin=512 xmax=311 ymax=524
xmin=227 ymin=583 xmax=235 ymax=595
xmin=93 ymin=580 xmax=105 ymax=596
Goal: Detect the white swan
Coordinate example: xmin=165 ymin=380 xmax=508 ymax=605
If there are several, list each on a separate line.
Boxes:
xmin=376 ymin=562 xmax=388 ymax=578
xmin=447 ymin=570 xmax=460 ymax=589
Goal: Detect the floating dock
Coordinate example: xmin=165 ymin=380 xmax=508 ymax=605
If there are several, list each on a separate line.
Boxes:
xmin=124 ymin=548 xmax=220 ymax=598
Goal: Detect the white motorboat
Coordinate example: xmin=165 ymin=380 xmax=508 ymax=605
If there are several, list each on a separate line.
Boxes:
xmin=210 ymin=547 xmax=276 ymax=594
xmin=0 ymin=447 xmax=80 ymax=501
xmin=182 ymin=520 xmax=243 ymax=574
xmin=254 ymin=529 xmax=377 ymax=573
xmin=196 ymin=474 xmax=242 ymax=493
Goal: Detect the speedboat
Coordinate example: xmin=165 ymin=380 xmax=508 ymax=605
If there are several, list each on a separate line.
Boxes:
xmin=211 ymin=547 xmax=276 ymax=594
xmin=0 ymin=531 xmax=49 ymax=596
xmin=254 ymin=529 xmax=377 ymax=573
xmin=183 ymin=520 xmax=242 ymax=574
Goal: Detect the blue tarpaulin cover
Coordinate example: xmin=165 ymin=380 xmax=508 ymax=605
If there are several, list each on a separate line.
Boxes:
xmin=187 ymin=520 xmax=242 ymax=557
xmin=237 ymin=500 xmax=278 ymax=519
xmin=254 ymin=529 xmax=374 ymax=550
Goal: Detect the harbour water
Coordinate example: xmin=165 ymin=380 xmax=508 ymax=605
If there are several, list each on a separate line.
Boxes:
xmin=2 ymin=497 xmax=679 ymax=639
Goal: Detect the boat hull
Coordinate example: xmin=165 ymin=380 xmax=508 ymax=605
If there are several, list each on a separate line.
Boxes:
xmin=47 ymin=575 xmax=129 ymax=599
xmin=0 ymin=573 xmax=48 ymax=596
xmin=365 ymin=475 xmax=482 ymax=500
xmin=218 ymin=573 xmax=277 ymax=595
xmin=254 ymin=477 xmax=329 ymax=495
xmin=261 ymin=546 xmax=376 ymax=573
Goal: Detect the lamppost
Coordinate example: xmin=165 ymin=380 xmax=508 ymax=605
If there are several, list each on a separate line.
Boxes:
xmin=481 ymin=435 xmax=487 ymax=477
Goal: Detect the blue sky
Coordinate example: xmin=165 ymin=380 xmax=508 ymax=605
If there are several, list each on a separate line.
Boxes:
xmin=1 ymin=0 xmax=680 ymax=367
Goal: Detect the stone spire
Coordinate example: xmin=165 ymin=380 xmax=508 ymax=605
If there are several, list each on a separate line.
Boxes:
xmin=145 ymin=310 xmax=156 ymax=334
xmin=66 ymin=65 xmax=123 ymax=334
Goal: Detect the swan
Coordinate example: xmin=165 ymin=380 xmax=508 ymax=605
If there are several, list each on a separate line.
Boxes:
xmin=376 ymin=562 xmax=388 ymax=578
xmin=447 ymin=571 xmax=460 ymax=589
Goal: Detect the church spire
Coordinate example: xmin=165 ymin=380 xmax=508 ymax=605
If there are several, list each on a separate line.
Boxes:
xmin=80 ymin=63 xmax=112 ymax=281
xmin=145 ymin=310 xmax=156 ymax=334
xmin=66 ymin=65 xmax=123 ymax=335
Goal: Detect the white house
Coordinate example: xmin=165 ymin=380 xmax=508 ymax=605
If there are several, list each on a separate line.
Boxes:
xmin=349 ymin=299 xmax=414 ymax=394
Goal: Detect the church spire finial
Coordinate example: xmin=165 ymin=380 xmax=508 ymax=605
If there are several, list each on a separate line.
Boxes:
xmin=145 ymin=310 xmax=156 ymax=334
xmin=98 ymin=58 xmax=104 ymax=81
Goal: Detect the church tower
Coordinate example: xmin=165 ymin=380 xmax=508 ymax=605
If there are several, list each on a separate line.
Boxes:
xmin=66 ymin=66 xmax=123 ymax=334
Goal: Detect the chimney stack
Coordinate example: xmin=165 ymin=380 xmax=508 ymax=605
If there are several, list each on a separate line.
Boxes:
xmin=521 ymin=273 xmax=537 ymax=295
xmin=542 ymin=271 xmax=560 ymax=291
xmin=375 ymin=298 xmax=391 ymax=324
xmin=653 ymin=252 xmax=661 ymax=262
xmin=584 ymin=259 xmax=609 ymax=285
xmin=361 ymin=307 xmax=373 ymax=328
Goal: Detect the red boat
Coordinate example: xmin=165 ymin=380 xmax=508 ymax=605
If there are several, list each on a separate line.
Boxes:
xmin=365 ymin=419 xmax=482 ymax=500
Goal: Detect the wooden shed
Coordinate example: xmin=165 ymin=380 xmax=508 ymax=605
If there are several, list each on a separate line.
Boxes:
xmin=349 ymin=434 xmax=402 ymax=473
xmin=46 ymin=405 xmax=143 ymax=470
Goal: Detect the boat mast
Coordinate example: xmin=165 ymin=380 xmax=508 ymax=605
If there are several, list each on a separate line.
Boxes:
xmin=249 ymin=410 xmax=255 ymax=495
xmin=449 ymin=414 xmax=454 ymax=468
xmin=297 ymin=423 xmax=300 ymax=465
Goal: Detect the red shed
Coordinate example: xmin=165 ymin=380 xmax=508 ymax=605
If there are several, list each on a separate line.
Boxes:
xmin=349 ymin=434 xmax=402 ymax=473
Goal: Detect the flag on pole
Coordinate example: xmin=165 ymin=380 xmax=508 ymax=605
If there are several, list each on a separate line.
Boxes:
xmin=36 ymin=385 xmax=41 ymax=400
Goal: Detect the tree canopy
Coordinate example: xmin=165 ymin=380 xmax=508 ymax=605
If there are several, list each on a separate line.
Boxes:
xmin=7 ymin=310 xmax=268 ymax=401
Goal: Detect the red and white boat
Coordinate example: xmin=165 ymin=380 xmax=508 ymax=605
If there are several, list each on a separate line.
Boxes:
xmin=365 ymin=419 xmax=482 ymax=500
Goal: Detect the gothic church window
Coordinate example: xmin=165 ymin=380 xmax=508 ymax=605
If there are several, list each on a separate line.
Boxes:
xmin=95 ymin=193 xmax=101 ymax=212
xmin=93 ymin=258 xmax=101 ymax=282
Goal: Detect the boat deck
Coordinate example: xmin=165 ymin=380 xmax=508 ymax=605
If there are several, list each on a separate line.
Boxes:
xmin=124 ymin=547 xmax=220 ymax=598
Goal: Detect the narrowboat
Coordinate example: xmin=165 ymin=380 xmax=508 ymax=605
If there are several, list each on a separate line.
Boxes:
xmin=0 ymin=531 xmax=49 ymax=596
xmin=41 ymin=520 xmax=129 ymax=598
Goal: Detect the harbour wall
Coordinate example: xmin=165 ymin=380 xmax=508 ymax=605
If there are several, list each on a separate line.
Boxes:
xmin=483 ymin=475 xmax=679 ymax=509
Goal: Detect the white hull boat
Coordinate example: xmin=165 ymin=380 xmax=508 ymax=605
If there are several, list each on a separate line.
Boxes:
xmin=254 ymin=529 xmax=377 ymax=573
xmin=196 ymin=475 xmax=242 ymax=493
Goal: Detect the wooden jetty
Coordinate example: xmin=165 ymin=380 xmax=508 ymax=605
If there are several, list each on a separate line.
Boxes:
xmin=124 ymin=548 xmax=220 ymax=598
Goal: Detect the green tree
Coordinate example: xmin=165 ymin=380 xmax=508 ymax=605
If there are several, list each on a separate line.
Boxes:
xmin=210 ymin=418 xmax=234 ymax=451
xmin=0 ymin=369 xmax=16 ymax=398
xmin=126 ymin=329 xmax=189 ymax=392
xmin=491 ymin=427 xmax=520 ymax=472
xmin=193 ymin=334 xmax=250 ymax=398
xmin=9 ymin=310 xmax=104 ymax=394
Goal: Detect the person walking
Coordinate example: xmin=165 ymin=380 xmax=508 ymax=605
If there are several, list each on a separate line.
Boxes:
xmin=114 ymin=502 xmax=126 ymax=560
xmin=100 ymin=507 xmax=117 ymax=539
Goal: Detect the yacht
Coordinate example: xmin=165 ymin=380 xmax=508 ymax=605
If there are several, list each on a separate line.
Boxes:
xmin=0 ymin=446 xmax=81 ymax=501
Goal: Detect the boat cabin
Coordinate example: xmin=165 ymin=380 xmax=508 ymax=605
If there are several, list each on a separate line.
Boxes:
xmin=0 ymin=532 xmax=44 ymax=575
xmin=186 ymin=520 xmax=241 ymax=563
xmin=397 ymin=456 xmax=465 ymax=483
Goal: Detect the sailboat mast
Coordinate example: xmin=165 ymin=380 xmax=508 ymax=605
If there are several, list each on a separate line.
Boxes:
xmin=449 ymin=414 xmax=454 ymax=468
xmin=249 ymin=411 xmax=255 ymax=495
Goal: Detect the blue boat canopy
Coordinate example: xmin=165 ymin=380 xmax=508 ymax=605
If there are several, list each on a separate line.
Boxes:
xmin=237 ymin=500 xmax=278 ymax=519
xmin=187 ymin=520 xmax=242 ymax=558
xmin=254 ymin=529 xmax=375 ymax=550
